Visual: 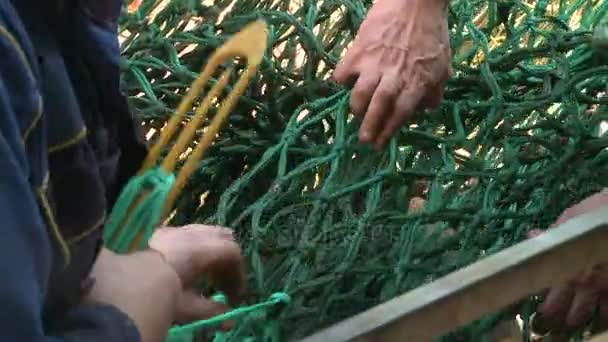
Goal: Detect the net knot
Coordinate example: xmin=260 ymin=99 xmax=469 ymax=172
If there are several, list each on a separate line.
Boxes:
xmin=269 ymin=292 xmax=291 ymax=304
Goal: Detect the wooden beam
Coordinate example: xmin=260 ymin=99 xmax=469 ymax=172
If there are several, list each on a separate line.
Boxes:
xmin=590 ymin=331 xmax=608 ymax=342
xmin=298 ymin=208 xmax=608 ymax=342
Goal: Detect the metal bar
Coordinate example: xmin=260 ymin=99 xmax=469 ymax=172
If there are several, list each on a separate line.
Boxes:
xmin=298 ymin=208 xmax=608 ymax=342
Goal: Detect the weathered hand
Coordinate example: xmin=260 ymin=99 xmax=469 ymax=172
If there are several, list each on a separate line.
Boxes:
xmin=87 ymin=248 xmax=180 ymax=342
xmin=88 ymin=225 xmax=246 ymax=342
xmin=529 ymin=191 xmax=608 ymax=333
xmin=149 ymin=225 xmax=246 ymax=322
xmin=334 ymin=0 xmax=451 ymax=149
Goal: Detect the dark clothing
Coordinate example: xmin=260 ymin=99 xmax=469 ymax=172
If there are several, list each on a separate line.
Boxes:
xmin=0 ymin=0 xmax=147 ymax=340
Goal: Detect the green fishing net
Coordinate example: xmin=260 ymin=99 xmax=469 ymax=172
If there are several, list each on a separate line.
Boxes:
xmin=117 ymin=0 xmax=608 ymax=340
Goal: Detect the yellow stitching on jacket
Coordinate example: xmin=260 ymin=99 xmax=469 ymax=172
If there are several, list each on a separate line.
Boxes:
xmin=0 ymin=25 xmax=34 ymax=81
xmin=48 ymin=127 xmax=87 ymax=154
xmin=22 ymin=94 xmax=43 ymax=143
xmin=37 ymin=173 xmax=71 ymax=266
xmin=67 ymin=212 xmax=106 ymax=244
xmin=0 ymin=25 xmax=42 ymax=144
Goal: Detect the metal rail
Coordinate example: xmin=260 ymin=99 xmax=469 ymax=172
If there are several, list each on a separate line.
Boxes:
xmin=298 ymin=209 xmax=608 ymax=342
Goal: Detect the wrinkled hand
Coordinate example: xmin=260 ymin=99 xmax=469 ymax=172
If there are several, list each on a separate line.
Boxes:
xmin=334 ymin=0 xmax=451 ymax=149
xmin=87 ymin=248 xmax=180 ymax=342
xmin=529 ymin=191 xmax=608 ymax=332
xmin=149 ymin=225 xmax=246 ymax=319
xmin=88 ymin=225 xmax=246 ymax=342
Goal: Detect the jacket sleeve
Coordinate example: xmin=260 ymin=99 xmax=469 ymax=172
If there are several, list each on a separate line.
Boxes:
xmin=0 ymin=3 xmax=141 ymax=342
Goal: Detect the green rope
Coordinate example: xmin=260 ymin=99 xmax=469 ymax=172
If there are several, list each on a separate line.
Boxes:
xmin=103 ymin=167 xmax=290 ymax=341
xmin=117 ymin=0 xmax=608 ymax=340
xmin=167 ymin=292 xmax=290 ymax=342
xmin=104 ymin=167 xmax=174 ymax=253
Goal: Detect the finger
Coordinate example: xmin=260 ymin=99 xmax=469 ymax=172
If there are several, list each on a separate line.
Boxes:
xmin=155 ymin=225 xmax=233 ymax=238
xmin=175 ymin=291 xmax=234 ymax=331
xmin=149 ymin=226 xmax=247 ymax=305
xmin=350 ymin=73 xmax=380 ymax=119
xmin=333 ymin=50 xmax=359 ymax=86
xmin=359 ymin=77 xmax=399 ymax=144
xmin=565 ymin=287 xmax=599 ymax=328
xmin=539 ymin=282 xmax=576 ymax=326
xmin=197 ymin=239 xmax=247 ymax=307
xmin=421 ymin=82 xmax=444 ymax=110
xmin=590 ymin=264 xmax=608 ymax=292
xmin=206 ymin=225 xmax=234 ymax=240
xmin=219 ymin=228 xmax=235 ymax=240
xmin=373 ymin=84 xmax=425 ymax=149
xmin=572 ymin=264 xmax=608 ymax=331
xmin=183 ymin=224 xmax=233 ymax=236
xmin=177 ymin=225 xmax=236 ymax=244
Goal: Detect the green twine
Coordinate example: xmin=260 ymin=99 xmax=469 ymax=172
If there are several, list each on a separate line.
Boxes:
xmin=104 ymin=167 xmax=174 ymax=253
xmin=103 ymin=167 xmax=290 ymax=341
xmin=167 ymin=292 xmax=291 ymax=342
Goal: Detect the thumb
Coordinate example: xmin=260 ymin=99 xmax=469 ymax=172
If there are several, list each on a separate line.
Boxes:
xmin=333 ymin=61 xmax=356 ymax=86
xmin=175 ymin=291 xmax=234 ymax=331
xmin=148 ymin=226 xmax=247 ymax=306
xmin=333 ymin=47 xmax=359 ymax=86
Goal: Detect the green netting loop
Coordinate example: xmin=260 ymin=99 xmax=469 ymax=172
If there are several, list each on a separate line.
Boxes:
xmin=167 ymin=292 xmax=291 ymax=342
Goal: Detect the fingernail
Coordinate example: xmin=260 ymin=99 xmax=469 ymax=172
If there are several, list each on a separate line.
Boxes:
xmin=220 ymin=319 xmax=235 ymax=331
xmin=530 ymin=312 xmax=552 ymax=337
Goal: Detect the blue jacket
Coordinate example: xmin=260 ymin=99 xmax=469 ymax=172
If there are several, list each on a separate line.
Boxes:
xmin=0 ymin=0 xmax=147 ymax=340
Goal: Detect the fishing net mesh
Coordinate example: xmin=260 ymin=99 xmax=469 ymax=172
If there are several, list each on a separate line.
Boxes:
xmin=117 ymin=0 xmax=608 ymax=340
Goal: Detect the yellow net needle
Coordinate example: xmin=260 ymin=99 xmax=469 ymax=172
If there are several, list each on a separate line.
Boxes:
xmin=122 ymin=20 xmax=268 ymax=252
